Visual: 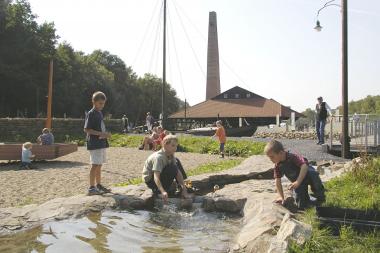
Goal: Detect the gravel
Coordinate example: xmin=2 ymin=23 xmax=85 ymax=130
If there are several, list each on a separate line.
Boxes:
xmin=0 ymin=147 xmax=226 ymax=208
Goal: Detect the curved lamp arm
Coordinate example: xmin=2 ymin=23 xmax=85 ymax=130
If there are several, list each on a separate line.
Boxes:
xmin=314 ymin=0 xmax=342 ymax=31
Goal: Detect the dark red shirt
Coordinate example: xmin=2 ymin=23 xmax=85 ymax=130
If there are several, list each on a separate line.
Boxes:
xmin=273 ymin=152 xmax=308 ymax=181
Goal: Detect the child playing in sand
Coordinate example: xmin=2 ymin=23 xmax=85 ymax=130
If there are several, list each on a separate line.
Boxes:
xmin=21 ymin=142 xmax=35 ymax=169
xmin=84 ymin=91 xmax=112 ymax=195
xmin=264 ymin=139 xmax=325 ymax=209
xmin=212 ymin=120 xmax=226 ymax=158
xmin=37 ymin=128 xmax=54 ymax=145
xmin=142 ymin=135 xmax=191 ymax=203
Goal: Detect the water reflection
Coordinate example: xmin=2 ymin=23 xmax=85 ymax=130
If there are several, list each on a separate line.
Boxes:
xmin=0 ymin=226 xmax=48 ymax=253
xmin=0 ymin=206 xmax=240 ymax=253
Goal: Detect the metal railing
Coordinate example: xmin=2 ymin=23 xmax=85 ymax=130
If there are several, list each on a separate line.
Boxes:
xmin=328 ymin=114 xmax=380 ymax=152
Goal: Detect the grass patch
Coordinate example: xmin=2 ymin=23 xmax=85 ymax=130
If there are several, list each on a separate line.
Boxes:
xmin=7 ymin=133 xmax=265 ymax=157
xmin=109 ymin=134 xmax=143 ymax=148
xmin=114 ymin=177 xmax=143 ymax=187
xmin=108 ymin=134 xmax=265 ymax=157
xmin=324 ymin=157 xmax=380 ymax=210
xmin=186 ymin=159 xmax=242 ymax=177
xmin=114 ymin=158 xmax=242 ymax=187
xmin=179 ymin=136 xmax=265 ymax=157
xmin=289 ymin=209 xmax=380 ymax=253
xmin=288 ymin=157 xmax=380 ymax=253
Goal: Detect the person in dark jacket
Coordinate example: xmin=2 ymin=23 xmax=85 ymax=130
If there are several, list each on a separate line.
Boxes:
xmin=315 ymin=96 xmax=332 ymax=145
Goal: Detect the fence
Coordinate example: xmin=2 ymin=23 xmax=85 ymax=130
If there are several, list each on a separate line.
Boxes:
xmin=329 ymin=114 xmax=380 ymax=152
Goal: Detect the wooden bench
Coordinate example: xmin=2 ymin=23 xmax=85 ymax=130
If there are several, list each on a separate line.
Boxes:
xmin=0 ymin=143 xmax=78 ymax=160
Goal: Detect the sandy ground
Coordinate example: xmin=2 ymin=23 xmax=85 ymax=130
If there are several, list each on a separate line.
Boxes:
xmin=0 ymin=147 xmax=225 ymax=208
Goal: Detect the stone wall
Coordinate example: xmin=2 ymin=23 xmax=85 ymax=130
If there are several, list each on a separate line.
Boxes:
xmin=0 ymin=118 xmax=123 ymax=142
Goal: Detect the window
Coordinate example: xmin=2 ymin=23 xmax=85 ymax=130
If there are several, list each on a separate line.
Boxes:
xmin=235 ymin=94 xmax=240 ymax=99
xmin=224 ymin=94 xmax=228 ymax=98
xmin=246 ymin=93 xmax=251 ymax=98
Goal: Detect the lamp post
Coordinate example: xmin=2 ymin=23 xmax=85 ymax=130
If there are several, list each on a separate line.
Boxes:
xmin=315 ymin=0 xmax=349 ymax=158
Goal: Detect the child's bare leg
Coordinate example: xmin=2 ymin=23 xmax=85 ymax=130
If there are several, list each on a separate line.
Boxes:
xmin=143 ymin=137 xmax=149 ymax=150
xmin=95 ymin=165 xmax=102 ymax=185
xmin=90 ymin=164 xmax=98 ymax=187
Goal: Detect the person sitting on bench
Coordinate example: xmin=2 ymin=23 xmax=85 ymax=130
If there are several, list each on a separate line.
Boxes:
xmin=37 ymin=128 xmax=54 ymax=145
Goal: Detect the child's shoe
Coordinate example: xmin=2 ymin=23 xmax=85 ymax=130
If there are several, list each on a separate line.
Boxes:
xmin=97 ymin=184 xmax=111 ymax=194
xmin=88 ymin=186 xmax=101 ymax=195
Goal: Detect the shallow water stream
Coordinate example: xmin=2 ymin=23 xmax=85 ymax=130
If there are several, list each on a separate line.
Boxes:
xmin=0 ymin=206 xmax=241 ymax=253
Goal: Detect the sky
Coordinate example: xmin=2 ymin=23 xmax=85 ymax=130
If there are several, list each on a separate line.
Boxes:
xmin=28 ymin=0 xmax=380 ymax=112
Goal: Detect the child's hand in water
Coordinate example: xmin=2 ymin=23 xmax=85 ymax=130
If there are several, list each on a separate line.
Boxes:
xmin=161 ymin=191 xmax=168 ymax=203
xmin=182 ymin=191 xmax=192 ymax=199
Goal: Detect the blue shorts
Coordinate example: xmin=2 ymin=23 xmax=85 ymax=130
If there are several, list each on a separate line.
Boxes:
xmin=219 ymin=143 xmax=225 ymax=152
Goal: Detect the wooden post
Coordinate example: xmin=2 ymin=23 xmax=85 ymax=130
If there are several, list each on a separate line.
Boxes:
xmin=46 ymin=59 xmax=53 ymax=129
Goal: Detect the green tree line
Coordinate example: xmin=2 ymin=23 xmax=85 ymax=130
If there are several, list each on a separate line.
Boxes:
xmin=337 ymin=95 xmax=380 ymax=115
xmin=0 ymin=0 xmax=186 ymax=125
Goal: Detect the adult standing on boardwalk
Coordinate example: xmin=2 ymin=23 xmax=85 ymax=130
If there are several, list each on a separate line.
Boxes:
xmin=315 ymin=96 xmax=332 ymax=145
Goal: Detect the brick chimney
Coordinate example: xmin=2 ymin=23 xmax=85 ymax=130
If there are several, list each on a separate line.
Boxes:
xmin=206 ymin=11 xmax=221 ymax=100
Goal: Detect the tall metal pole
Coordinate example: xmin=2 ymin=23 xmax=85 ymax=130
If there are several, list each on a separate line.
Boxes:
xmin=341 ymin=0 xmax=349 ymax=158
xmin=162 ymin=0 xmax=167 ymax=128
xmin=46 ymin=59 xmax=53 ymax=129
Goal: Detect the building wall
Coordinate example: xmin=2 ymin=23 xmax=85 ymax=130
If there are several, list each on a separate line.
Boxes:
xmin=0 ymin=118 xmax=123 ymax=142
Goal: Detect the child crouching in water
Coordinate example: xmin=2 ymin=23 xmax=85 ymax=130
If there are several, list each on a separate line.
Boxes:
xmin=21 ymin=142 xmax=35 ymax=169
xmin=264 ymin=139 xmax=325 ymax=209
xmin=142 ymin=135 xmax=191 ymax=203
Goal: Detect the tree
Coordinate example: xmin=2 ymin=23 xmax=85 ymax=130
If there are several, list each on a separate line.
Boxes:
xmin=337 ymin=95 xmax=380 ymax=115
xmin=0 ymin=0 xmax=186 ymax=125
xmin=0 ymin=0 xmax=58 ymax=117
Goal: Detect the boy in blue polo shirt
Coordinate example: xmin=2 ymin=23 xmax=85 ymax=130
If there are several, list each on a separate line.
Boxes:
xmin=265 ymin=139 xmax=325 ymax=209
xmin=84 ymin=91 xmax=112 ymax=195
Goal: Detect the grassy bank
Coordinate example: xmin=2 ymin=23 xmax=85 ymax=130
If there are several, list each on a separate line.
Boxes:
xmin=114 ymin=158 xmax=243 ymax=187
xmin=108 ymin=134 xmax=265 ymax=157
xmin=289 ymin=157 xmax=380 ymax=253
xmin=40 ymin=134 xmax=265 ymax=158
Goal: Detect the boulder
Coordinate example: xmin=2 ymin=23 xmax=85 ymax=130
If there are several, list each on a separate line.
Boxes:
xmin=0 ymin=194 xmax=116 ymax=235
xmin=268 ymin=213 xmax=312 ymax=252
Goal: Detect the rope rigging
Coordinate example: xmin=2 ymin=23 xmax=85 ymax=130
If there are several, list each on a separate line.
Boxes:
xmin=132 ymin=0 xmax=161 ymax=67
xmin=132 ymin=0 xmax=252 ymax=106
xmin=171 ymin=0 xmax=252 ymax=92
